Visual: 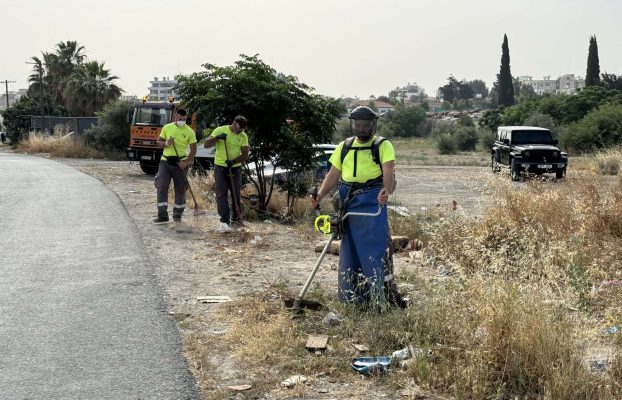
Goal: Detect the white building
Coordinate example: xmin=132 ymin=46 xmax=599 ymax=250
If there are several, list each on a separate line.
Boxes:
xmin=520 ymin=74 xmax=585 ymax=95
xmin=148 ymin=77 xmax=177 ymax=101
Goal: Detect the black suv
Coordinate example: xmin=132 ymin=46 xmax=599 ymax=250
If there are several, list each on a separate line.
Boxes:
xmin=491 ymin=126 xmax=568 ymax=181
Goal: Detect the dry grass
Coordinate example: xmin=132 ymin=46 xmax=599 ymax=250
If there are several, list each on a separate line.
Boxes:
xmin=189 ymin=167 xmax=622 ymax=399
xmin=16 ymin=126 xmax=123 ymax=159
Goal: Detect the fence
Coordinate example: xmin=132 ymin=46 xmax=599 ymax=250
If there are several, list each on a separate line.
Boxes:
xmin=29 ymin=116 xmax=99 ymax=135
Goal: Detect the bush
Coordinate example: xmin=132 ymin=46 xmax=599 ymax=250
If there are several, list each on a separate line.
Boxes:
xmin=82 ymin=100 xmax=133 ymax=151
xmin=478 ymin=128 xmax=496 ymax=151
xmin=563 ymin=103 xmax=622 ymax=153
xmin=454 ymin=126 xmax=478 ymax=151
xmin=436 ymin=133 xmax=458 ymax=154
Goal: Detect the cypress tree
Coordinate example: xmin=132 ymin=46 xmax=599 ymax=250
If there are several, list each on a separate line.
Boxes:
xmin=585 ymin=35 xmax=601 ymax=86
xmin=496 ymin=34 xmax=515 ymax=107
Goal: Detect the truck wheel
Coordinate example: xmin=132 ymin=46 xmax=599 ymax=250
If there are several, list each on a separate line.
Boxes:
xmin=510 ymin=159 xmax=521 ymax=181
xmin=140 ymin=163 xmax=159 ymax=175
xmin=556 ymin=168 xmax=566 ymax=179
xmin=491 ymin=155 xmax=500 ymax=173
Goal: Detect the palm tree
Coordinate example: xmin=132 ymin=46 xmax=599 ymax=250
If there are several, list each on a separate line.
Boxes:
xmin=64 ymin=61 xmax=122 ymax=116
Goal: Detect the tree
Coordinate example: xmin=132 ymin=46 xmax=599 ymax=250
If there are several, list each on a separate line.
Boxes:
xmin=28 ymin=41 xmax=86 ymax=109
xmin=376 ymin=104 xmax=427 ymax=137
xmin=585 ymin=35 xmax=601 ymax=87
xmin=513 ymin=78 xmax=538 ymax=101
xmin=82 ymin=100 xmax=133 ymax=151
xmin=176 ymin=54 xmax=344 ymax=211
xmin=601 ymin=72 xmax=622 ymax=91
xmin=439 ymin=76 xmax=474 ymax=104
xmin=467 ymin=79 xmax=489 ymax=99
xmin=64 ymin=61 xmax=122 ymax=116
xmin=0 ymin=95 xmax=67 ymax=142
xmin=496 ymin=34 xmax=515 ymax=107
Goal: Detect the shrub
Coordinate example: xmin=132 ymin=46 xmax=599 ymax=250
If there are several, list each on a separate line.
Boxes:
xmin=453 ymin=126 xmax=478 ymax=151
xmin=563 ymin=103 xmax=622 ymax=153
xmin=436 ymin=133 xmax=458 ymax=154
xmin=82 ymin=99 xmax=133 ymax=151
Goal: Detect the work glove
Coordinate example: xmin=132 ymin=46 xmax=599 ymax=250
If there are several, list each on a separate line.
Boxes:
xmin=225 ymin=160 xmax=234 ymax=168
xmin=215 ymin=133 xmax=227 ymax=140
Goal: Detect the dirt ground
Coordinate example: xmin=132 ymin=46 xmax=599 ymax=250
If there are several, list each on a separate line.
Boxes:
xmin=53 ymin=157 xmax=490 ymax=399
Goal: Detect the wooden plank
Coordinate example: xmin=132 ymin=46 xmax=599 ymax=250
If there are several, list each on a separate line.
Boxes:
xmin=197 ymin=296 xmax=232 ymax=303
xmin=351 ymin=343 xmax=369 ymax=352
xmin=305 ymin=334 xmax=329 ymax=350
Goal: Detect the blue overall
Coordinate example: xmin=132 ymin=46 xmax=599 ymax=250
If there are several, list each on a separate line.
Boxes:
xmin=337 ymin=183 xmax=390 ymax=305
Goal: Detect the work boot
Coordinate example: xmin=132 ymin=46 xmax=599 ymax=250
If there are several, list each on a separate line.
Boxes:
xmin=153 ymin=216 xmax=169 ymax=224
xmin=172 ymin=204 xmax=185 ymax=221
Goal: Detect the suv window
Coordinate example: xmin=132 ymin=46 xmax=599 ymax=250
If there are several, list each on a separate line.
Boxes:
xmin=511 ymin=129 xmax=554 ymax=145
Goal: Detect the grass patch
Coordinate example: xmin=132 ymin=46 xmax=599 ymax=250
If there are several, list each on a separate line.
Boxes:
xmin=195 ymin=169 xmax=622 ymax=399
xmin=16 ymin=126 xmax=124 ymax=159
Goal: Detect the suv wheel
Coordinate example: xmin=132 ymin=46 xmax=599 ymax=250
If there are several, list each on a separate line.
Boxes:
xmin=510 ymin=159 xmax=521 ymax=181
xmin=556 ymin=168 xmax=566 ymax=179
xmin=491 ymin=155 xmax=500 ymax=173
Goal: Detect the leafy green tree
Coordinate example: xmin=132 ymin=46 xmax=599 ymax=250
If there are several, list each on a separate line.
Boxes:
xmin=585 ymin=35 xmax=601 ymax=87
xmin=467 ymin=79 xmax=489 ymax=98
xmin=0 ymin=95 xmax=67 ymax=142
xmin=82 ymin=100 xmax=133 ymax=151
xmin=28 ymin=41 xmax=86 ymax=110
xmin=439 ymin=76 xmax=473 ymax=103
xmin=496 ymin=34 xmax=515 ymax=107
xmin=563 ymin=103 xmax=622 ymax=152
xmin=513 ymin=78 xmax=539 ymax=101
xmin=601 ymin=73 xmax=622 ymax=91
xmin=64 ymin=61 xmax=122 ymax=116
xmin=377 ymin=104 xmax=426 ymax=137
xmin=479 ymin=108 xmax=503 ymax=132
xmin=176 ymin=55 xmax=344 ymax=211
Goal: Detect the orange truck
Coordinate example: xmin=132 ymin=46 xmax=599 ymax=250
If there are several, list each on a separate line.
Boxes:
xmin=126 ymin=100 xmax=214 ymax=174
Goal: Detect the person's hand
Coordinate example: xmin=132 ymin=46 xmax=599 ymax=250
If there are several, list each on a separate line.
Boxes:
xmin=310 ymin=192 xmax=323 ymax=208
xmin=378 ymin=188 xmax=390 ymax=205
xmin=225 ymin=159 xmax=234 ymax=168
xmin=166 ymin=138 xmax=175 ymax=146
xmin=178 ymin=160 xmax=189 ymax=170
xmin=216 ymin=133 xmax=227 ymax=140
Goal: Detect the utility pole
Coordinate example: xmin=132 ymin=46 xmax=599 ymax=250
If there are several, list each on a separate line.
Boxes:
xmin=1 ymin=80 xmax=16 ymax=109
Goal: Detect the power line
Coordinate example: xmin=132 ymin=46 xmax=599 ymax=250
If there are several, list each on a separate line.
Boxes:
xmin=1 ymin=80 xmax=16 ymax=109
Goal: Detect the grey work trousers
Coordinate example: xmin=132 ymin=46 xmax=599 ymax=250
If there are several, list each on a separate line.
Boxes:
xmin=214 ymin=165 xmax=241 ymax=223
xmin=156 ymin=161 xmax=186 ymax=220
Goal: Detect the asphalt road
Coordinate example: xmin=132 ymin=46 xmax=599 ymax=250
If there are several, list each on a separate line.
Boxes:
xmin=0 ymin=152 xmax=200 ymax=399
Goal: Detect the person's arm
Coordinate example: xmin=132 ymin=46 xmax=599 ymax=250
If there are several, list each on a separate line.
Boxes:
xmin=310 ymin=165 xmax=341 ymax=207
xmin=378 ymin=160 xmax=395 ymax=205
xmin=179 ymin=143 xmax=197 ymax=170
xmin=204 ymin=135 xmax=218 ymax=148
xmin=233 ymin=146 xmax=249 ymax=164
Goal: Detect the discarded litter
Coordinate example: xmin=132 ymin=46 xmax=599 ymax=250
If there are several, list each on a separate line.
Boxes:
xmin=387 ymin=205 xmax=410 ymax=217
xmin=306 ymin=334 xmax=328 ymax=355
xmin=322 ymin=312 xmax=342 ymax=327
xmin=197 ymin=296 xmax=232 ymax=303
xmin=227 ymin=384 xmax=252 ymax=391
xmin=600 ymin=326 xmax=619 ymax=335
xmin=281 ymin=375 xmax=307 ymax=387
xmin=350 ymin=356 xmax=392 ymax=375
xmin=351 ymin=343 xmax=369 ymax=352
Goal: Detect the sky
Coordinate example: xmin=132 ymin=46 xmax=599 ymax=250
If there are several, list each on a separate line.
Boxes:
xmin=1 ymin=0 xmax=621 ymax=100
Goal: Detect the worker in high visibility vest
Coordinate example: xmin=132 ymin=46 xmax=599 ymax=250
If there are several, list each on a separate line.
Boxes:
xmin=311 ymin=106 xmax=407 ymax=309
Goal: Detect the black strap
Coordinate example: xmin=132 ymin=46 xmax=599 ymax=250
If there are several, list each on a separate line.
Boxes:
xmin=339 ymin=136 xmax=386 ymax=178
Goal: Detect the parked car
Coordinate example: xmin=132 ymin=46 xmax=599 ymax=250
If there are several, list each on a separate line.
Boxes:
xmin=246 ymin=143 xmax=337 ymax=185
xmin=491 ymin=126 xmax=568 ymax=181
